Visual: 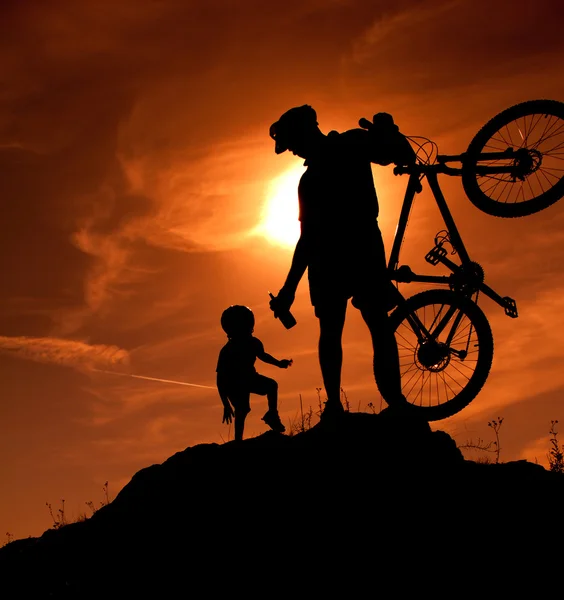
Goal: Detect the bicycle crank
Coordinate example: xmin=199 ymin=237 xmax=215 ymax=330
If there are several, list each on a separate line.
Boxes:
xmin=449 ymin=261 xmax=484 ymax=295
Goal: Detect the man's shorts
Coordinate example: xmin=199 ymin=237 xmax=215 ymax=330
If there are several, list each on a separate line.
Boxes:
xmin=308 ymin=258 xmax=395 ymax=316
xmin=306 ymin=222 xmax=397 ymax=316
xmin=311 ymin=278 xmax=398 ymax=318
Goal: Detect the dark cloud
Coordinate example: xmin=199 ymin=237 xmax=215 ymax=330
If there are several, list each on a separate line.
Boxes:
xmin=342 ymin=0 xmax=564 ymax=92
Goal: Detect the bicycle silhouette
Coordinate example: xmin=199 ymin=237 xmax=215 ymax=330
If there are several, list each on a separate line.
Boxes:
xmin=380 ymin=99 xmax=564 ymax=420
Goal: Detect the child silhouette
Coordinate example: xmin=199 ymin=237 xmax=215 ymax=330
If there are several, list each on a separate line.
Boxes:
xmin=216 ymin=305 xmax=292 ymax=441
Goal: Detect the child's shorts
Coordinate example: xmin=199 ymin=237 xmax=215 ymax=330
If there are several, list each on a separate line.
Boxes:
xmin=227 ymin=373 xmax=277 ymax=412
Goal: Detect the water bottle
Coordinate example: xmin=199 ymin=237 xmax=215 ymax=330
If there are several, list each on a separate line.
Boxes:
xmin=269 ymin=292 xmax=297 ymax=329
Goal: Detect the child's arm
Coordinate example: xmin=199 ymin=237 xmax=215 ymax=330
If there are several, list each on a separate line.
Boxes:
xmin=255 ymin=339 xmax=293 ymax=369
xmin=216 ymin=372 xmax=234 ymax=424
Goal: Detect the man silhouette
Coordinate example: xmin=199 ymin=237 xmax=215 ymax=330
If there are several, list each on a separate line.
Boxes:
xmin=268 ymin=105 xmax=416 ymax=418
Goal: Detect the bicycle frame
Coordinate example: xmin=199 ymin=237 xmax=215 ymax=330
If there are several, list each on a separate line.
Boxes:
xmin=387 ymin=150 xmax=524 ymax=319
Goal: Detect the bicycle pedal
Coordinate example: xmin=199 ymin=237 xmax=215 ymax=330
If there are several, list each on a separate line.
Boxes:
xmin=425 ymin=245 xmax=447 ymax=266
xmin=502 ymin=296 xmax=518 ymax=318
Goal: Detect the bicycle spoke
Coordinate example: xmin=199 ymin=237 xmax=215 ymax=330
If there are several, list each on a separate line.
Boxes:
xmin=403 ymin=367 xmax=425 ymax=402
xmin=485 ymin=137 xmax=509 ymax=151
xmin=446 ymin=356 xmax=476 ymax=377
xmin=478 ymin=177 xmax=513 ymax=202
xmin=530 ymin=115 xmax=564 ymax=148
xmin=523 ymin=113 xmax=545 ymax=146
xmin=537 ymin=167 xmax=561 ymax=189
xmin=416 ymin=371 xmax=431 ymax=406
xmin=531 ymin=126 xmax=564 ymax=151
xmin=545 ymin=141 xmax=564 ymax=158
xmin=534 ymin=168 xmax=551 ymax=195
xmin=523 ymin=113 xmax=547 ymax=147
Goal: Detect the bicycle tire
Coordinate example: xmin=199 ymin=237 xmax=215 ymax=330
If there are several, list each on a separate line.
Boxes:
xmin=462 ymin=99 xmax=564 ymax=217
xmin=385 ymin=289 xmax=493 ymax=421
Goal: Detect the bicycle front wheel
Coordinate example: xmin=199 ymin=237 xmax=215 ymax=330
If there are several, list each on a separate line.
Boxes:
xmin=387 ymin=289 xmax=493 ymax=421
xmin=462 ymin=99 xmax=564 ymax=217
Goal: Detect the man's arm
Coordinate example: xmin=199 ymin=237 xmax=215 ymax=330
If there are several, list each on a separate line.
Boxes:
xmin=271 ymin=232 xmax=308 ymax=315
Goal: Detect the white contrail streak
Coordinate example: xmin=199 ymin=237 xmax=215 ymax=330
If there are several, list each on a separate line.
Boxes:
xmin=93 ymin=369 xmax=216 ymax=389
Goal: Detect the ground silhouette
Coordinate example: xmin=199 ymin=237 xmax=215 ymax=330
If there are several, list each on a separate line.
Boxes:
xmin=1 ymin=409 xmax=562 ymax=597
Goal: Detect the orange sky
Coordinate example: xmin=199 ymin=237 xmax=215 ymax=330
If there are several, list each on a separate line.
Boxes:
xmin=2 ymin=0 xmax=564 ymax=540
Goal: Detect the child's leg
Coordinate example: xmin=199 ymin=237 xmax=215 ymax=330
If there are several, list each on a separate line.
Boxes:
xmin=231 ymin=394 xmax=250 ymax=442
xmin=233 ymin=410 xmax=245 ymax=442
xmin=252 ymin=375 xmax=285 ymax=432
xmin=251 ymin=375 xmax=279 ymax=412
xmin=266 ymin=379 xmax=278 ymax=413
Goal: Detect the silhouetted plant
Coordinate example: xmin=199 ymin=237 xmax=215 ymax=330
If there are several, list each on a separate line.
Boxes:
xmin=3 ymin=532 xmax=14 ymax=547
xmin=46 ymin=499 xmax=67 ymax=529
xmin=487 ymin=417 xmax=504 ymax=463
xmin=340 ymin=387 xmax=350 ymax=412
xmin=315 ymin=387 xmax=324 ymax=417
xmin=288 ymin=394 xmax=315 ymax=435
xmin=547 ymin=420 xmax=564 ymax=473
xmin=473 ymin=455 xmax=494 ymax=465
xmin=366 ymin=395 xmax=385 ymax=414
xmin=84 ymin=481 xmax=111 ymax=517
xmin=459 ymin=437 xmax=496 ymax=457
xmin=459 ymin=416 xmax=504 ymax=463
xmin=48 ymin=482 xmax=112 ymax=529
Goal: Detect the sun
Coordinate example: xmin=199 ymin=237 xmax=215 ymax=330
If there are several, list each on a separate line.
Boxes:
xmin=258 ymin=166 xmax=303 ymax=248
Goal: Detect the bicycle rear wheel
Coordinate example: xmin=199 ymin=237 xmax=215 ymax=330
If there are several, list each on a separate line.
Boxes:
xmin=462 ymin=99 xmax=564 ymax=217
xmin=386 ymin=289 xmax=493 ymax=421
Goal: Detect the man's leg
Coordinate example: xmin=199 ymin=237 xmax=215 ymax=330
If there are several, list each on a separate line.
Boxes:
xmin=359 ymin=303 xmax=404 ymax=404
xmin=316 ymin=299 xmax=348 ymax=406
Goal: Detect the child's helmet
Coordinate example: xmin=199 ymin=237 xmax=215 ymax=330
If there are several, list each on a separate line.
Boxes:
xmin=221 ymin=305 xmax=255 ymax=336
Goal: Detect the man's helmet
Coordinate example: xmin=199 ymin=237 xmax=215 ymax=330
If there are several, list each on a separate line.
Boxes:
xmin=221 ymin=305 xmax=255 ymax=337
xmin=269 ymin=105 xmax=318 ymax=154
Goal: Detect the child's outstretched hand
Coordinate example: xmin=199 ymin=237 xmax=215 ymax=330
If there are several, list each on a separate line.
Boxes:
xmin=222 ymin=405 xmax=234 ymax=424
xmin=279 ymin=359 xmax=293 ymax=369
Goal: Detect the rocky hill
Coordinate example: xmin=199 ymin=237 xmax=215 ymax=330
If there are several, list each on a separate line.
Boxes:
xmin=1 ymin=409 xmax=562 ymax=597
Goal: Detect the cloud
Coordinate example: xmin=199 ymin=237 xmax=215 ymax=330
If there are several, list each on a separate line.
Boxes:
xmin=1 ymin=1 xmax=319 ymax=340
xmin=116 ymin=136 xmax=271 ymax=252
xmin=0 ymin=335 xmax=130 ymax=371
xmin=335 ymin=0 xmax=564 ymax=133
